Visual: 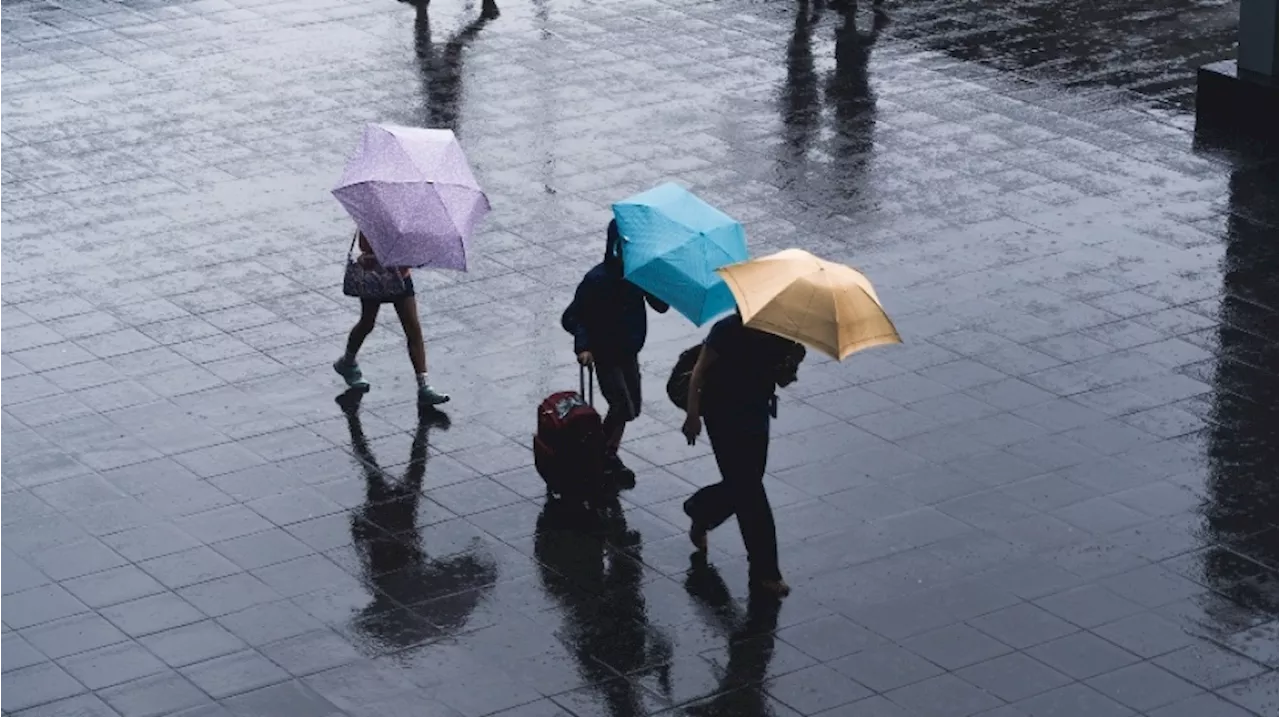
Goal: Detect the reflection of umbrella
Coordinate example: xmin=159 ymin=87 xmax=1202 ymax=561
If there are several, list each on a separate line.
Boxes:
xmin=612 ymin=183 xmax=748 ymax=326
xmin=716 ymin=248 xmax=901 ymax=360
xmin=332 ymin=124 xmax=490 ymax=271
xmin=339 ymin=392 xmax=497 ymax=650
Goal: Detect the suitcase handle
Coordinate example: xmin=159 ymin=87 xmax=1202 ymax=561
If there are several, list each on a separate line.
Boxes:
xmin=581 ymin=364 xmax=594 ymax=407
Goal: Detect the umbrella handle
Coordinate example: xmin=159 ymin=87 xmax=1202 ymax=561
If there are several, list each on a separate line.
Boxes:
xmin=580 ymin=364 xmax=594 ymax=407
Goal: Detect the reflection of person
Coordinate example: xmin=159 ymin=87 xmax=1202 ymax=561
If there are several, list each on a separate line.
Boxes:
xmin=341 ymin=392 xmax=496 ymax=645
xmin=561 ymin=220 xmax=671 ymax=481
xmin=778 ymin=0 xmax=821 ymax=184
xmin=534 ymin=496 xmax=673 ymax=714
xmin=825 ymin=1 xmax=888 ymax=177
xmin=681 ymin=311 xmax=804 ymax=597
xmin=683 ymin=554 xmax=784 ymax=716
xmin=414 ymin=0 xmax=499 ymax=133
xmin=335 ymin=231 xmax=449 ymax=405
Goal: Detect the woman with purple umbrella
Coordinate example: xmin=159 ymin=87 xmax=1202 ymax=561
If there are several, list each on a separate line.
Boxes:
xmin=331 ymin=124 xmax=492 ymax=405
xmin=334 ymin=231 xmax=449 ymax=406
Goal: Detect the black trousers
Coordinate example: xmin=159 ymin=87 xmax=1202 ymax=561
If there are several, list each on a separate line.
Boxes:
xmin=685 ymin=410 xmax=780 ymax=582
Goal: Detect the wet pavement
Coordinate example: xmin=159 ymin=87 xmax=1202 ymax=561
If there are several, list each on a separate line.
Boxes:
xmin=2 ymin=0 xmax=1277 ymax=715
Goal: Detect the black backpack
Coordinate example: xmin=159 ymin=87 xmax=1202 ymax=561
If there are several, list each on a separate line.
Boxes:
xmin=667 ymin=340 xmax=806 ymax=412
xmin=666 ymin=344 xmax=703 ymax=412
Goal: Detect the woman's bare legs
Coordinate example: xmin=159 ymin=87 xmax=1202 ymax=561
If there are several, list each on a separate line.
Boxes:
xmin=346 ymin=300 xmax=381 ymax=359
xmin=393 ymin=296 xmax=449 ymax=404
xmin=391 ymin=296 xmax=427 ymax=375
xmin=335 ymin=300 xmax=380 ymax=389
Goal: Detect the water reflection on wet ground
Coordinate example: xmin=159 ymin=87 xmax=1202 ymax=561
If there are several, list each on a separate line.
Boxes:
xmin=2 ymin=0 xmax=1276 ymax=715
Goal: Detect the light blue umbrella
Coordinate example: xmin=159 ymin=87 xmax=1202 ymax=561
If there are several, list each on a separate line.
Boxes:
xmin=612 ymin=183 xmax=749 ymax=326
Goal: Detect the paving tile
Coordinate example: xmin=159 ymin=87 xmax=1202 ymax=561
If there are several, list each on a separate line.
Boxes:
xmin=180 ymin=650 xmax=291 ymax=700
xmin=301 ymin=660 xmax=425 ymax=712
xmin=828 ymin=644 xmax=944 ymax=693
xmin=776 ymin=614 xmax=888 ymax=662
xmin=1146 ymin=692 xmax=1259 ymax=717
xmin=1049 ymin=501 xmax=1152 ymax=535
xmin=1009 ymin=683 xmax=1136 ymax=717
xmin=60 ymin=565 xmax=167 ymax=609
xmin=21 ymin=613 xmax=130 ymax=660
xmin=1 ymin=662 xmax=86 ymax=712
xmin=1097 ymin=565 xmax=1202 ymax=609
xmin=98 ymin=672 xmax=212 ymax=717
xmin=1085 ymin=661 xmax=1204 ymax=712
xmin=3 ymin=583 xmax=91 ymax=630
xmin=176 ymin=573 xmax=284 ymax=619
xmin=1033 ymin=584 xmax=1145 ymax=628
xmin=1091 ymin=613 xmax=1198 ymax=661
xmin=1153 ymin=641 xmax=1271 ymax=690
xmin=954 ymin=651 xmax=1072 ymax=702
xmin=969 ymin=603 xmax=1080 ymax=649
xmin=259 ymin=630 xmax=364 ymax=678
xmin=220 ymin=680 xmax=343 ymax=717
xmin=7 ymin=694 xmax=120 ymax=717
xmin=814 ymin=695 xmax=919 ymax=716
xmin=100 ymin=523 xmax=203 ymax=562
xmin=138 ymin=547 xmax=242 ymax=590
xmin=3 ymin=632 xmax=49 ymax=671
xmin=216 ymin=601 xmax=328 ymax=648
xmin=100 ymin=592 xmax=208 ymax=639
xmin=27 ymin=539 xmax=129 ymax=581
xmin=250 ymin=554 xmax=360 ymax=599
xmin=210 ymin=529 xmax=315 ymax=571
xmin=762 ymin=663 xmax=874 ymax=715
xmin=58 ymin=641 xmax=170 ymax=690
xmin=245 ymin=490 xmax=346 ymax=527
xmin=139 ymin=621 xmax=249 ymax=669
xmin=901 ymin=623 xmax=1014 ymax=670
xmin=1026 ymin=631 xmax=1142 ymax=680
xmin=884 ymin=673 xmax=1004 ymax=717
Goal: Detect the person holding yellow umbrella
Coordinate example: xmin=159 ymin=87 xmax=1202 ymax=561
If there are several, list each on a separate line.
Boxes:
xmin=680 ymin=248 xmax=900 ymax=597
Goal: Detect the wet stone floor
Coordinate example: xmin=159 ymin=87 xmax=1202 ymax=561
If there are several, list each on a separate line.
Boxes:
xmin=1 ymin=0 xmax=1277 ymax=715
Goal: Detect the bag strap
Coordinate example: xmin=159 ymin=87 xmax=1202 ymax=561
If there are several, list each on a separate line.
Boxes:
xmin=347 ymin=232 xmax=359 ymax=262
xmin=580 ymin=364 xmax=594 ymax=407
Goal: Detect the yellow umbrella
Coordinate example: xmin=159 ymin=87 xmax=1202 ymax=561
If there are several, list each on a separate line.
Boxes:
xmin=715 ymin=248 xmax=902 ymax=361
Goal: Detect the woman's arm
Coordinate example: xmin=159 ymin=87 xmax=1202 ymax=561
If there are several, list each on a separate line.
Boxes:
xmin=685 ymin=344 xmax=715 ymax=418
xmin=682 ymin=344 xmax=716 ymax=444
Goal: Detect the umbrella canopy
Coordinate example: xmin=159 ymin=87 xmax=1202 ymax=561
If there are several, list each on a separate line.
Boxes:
xmin=332 ymin=124 xmax=489 ymax=270
xmin=716 ymin=248 xmax=901 ymax=361
xmin=612 ymin=183 xmax=748 ymax=326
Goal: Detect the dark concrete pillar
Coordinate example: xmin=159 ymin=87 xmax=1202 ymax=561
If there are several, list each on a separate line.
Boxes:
xmin=1238 ymin=0 xmax=1278 ymax=82
xmin=1194 ymin=0 xmax=1278 ymax=143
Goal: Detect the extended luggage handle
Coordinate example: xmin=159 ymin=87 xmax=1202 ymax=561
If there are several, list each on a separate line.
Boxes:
xmin=580 ymin=364 xmax=594 ymax=407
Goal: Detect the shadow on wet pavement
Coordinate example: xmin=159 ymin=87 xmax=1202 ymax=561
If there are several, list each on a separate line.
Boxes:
xmin=1 ymin=0 xmax=1276 ymax=715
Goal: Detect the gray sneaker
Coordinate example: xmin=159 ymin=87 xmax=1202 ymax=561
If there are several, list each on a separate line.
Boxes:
xmin=418 ymin=384 xmax=450 ymax=405
xmin=333 ymin=358 xmax=370 ymax=390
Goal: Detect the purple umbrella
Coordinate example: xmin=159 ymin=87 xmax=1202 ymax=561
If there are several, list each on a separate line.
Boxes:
xmin=332 ymin=124 xmax=490 ymax=271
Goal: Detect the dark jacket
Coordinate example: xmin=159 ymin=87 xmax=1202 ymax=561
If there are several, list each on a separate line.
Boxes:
xmin=561 ymin=221 xmax=669 ymax=362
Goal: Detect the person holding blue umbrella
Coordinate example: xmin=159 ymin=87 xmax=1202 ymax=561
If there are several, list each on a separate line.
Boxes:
xmin=561 ymin=220 xmax=670 ymax=482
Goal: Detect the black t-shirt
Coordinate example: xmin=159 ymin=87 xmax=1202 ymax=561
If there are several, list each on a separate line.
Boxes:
xmin=701 ymin=314 xmax=797 ymax=417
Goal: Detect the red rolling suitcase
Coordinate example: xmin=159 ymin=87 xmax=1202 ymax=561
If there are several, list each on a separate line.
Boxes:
xmin=533 ymin=365 xmax=606 ymax=498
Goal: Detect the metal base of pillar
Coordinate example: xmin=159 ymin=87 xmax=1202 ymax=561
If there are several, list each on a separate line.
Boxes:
xmin=1195 ymin=60 xmax=1278 ymax=145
